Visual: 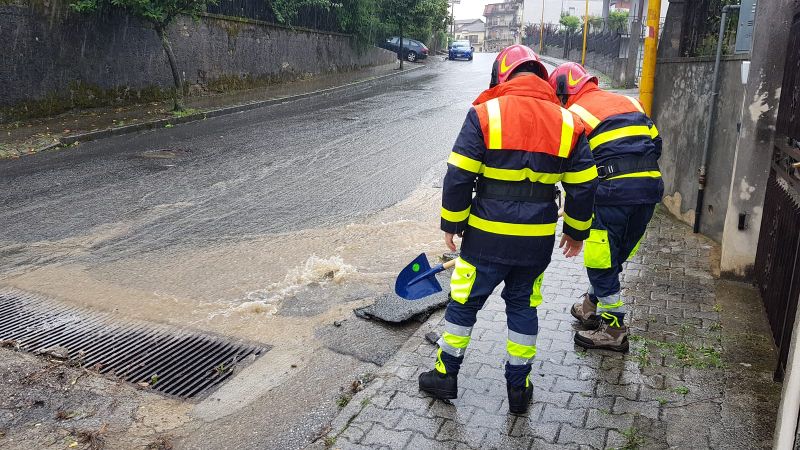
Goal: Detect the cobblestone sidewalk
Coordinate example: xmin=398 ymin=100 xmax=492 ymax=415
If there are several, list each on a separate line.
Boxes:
xmin=323 ymin=209 xmax=781 ymax=449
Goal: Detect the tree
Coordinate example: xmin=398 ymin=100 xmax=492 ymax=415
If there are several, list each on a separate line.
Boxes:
xmin=608 ymin=10 xmax=629 ymax=33
xmin=379 ymin=0 xmax=448 ymax=68
xmin=559 ymin=14 xmax=581 ymax=33
xmin=71 ymin=0 xmax=218 ymax=111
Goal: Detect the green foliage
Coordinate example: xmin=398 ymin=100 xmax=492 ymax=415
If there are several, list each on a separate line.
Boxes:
xmin=618 ymin=427 xmax=647 ymax=450
xmin=586 ymin=15 xmax=603 ymax=30
xmin=608 ymin=10 xmax=628 ymax=33
xmin=379 ymin=0 xmax=449 ymax=45
xmin=70 ymin=0 xmax=217 ymax=27
xmin=271 ymin=0 xmax=332 ymax=25
xmin=559 ymin=13 xmax=580 ymax=33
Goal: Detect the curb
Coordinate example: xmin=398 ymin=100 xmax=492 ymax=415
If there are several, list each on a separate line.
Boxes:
xmin=52 ymin=64 xmax=426 ymax=149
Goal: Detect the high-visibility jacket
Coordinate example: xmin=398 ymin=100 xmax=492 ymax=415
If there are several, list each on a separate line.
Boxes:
xmin=566 ymin=85 xmax=664 ymax=206
xmin=441 ymin=75 xmax=598 ymax=266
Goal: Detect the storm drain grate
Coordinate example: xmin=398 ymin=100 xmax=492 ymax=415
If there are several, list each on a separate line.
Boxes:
xmin=0 ymin=288 xmax=269 ymax=399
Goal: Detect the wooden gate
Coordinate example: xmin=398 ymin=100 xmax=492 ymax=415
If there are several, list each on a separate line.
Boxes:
xmin=754 ymin=9 xmax=800 ymax=380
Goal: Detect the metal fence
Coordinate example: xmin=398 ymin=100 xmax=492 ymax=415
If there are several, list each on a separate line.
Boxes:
xmin=524 ymin=23 xmax=624 ymax=59
xmin=754 ymin=10 xmax=800 ymax=380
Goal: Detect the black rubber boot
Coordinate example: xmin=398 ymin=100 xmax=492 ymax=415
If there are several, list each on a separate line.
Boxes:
xmin=507 ymin=382 xmax=533 ymax=415
xmin=418 ymin=369 xmax=458 ymax=400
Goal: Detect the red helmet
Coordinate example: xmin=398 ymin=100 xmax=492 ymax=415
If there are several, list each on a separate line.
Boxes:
xmin=548 ymin=62 xmax=598 ymax=98
xmin=490 ymin=45 xmax=549 ymax=87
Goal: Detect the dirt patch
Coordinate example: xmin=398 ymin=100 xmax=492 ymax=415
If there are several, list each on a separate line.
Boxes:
xmin=0 ymin=349 xmax=189 ymax=449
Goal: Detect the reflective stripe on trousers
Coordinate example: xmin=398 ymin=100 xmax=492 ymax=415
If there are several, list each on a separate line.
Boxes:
xmin=506 ymin=329 xmax=537 ymax=365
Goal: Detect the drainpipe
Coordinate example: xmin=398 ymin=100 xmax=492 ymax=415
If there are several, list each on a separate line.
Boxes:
xmin=694 ymin=4 xmax=740 ymax=233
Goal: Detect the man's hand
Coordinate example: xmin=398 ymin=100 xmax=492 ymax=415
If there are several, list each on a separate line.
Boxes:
xmin=559 ymin=234 xmax=583 ymax=258
xmin=444 ymin=232 xmax=463 ymax=252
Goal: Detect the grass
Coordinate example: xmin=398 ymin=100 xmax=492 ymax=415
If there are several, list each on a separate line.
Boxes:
xmin=323 ymin=436 xmax=336 ymax=447
xmin=617 ymin=426 xmax=647 ymax=450
xmin=673 ymin=386 xmax=690 ymax=396
xmin=336 ymin=393 xmax=352 ymax=408
xmin=171 ymin=108 xmax=199 ymax=118
xmin=713 ymin=304 xmax=723 ymax=313
xmin=150 ymin=374 xmax=159 ymax=385
xmin=656 ymin=397 xmax=668 ymax=406
xmin=635 ymin=344 xmax=651 ymax=368
xmin=629 ymin=332 xmax=724 ymax=369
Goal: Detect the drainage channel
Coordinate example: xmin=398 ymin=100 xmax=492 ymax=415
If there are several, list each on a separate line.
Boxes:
xmin=0 ymin=288 xmax=269 ymax=399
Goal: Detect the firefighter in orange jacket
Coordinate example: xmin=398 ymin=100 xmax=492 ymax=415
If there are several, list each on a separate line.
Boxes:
xmin=548 ymin=63 xmax=664 ymax=353
xmin=418 ymin=46 xmax=598 ymax=414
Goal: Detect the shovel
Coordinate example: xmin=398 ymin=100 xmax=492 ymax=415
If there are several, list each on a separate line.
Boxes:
xmin=395 ymin=253 xmax=457 ymax=300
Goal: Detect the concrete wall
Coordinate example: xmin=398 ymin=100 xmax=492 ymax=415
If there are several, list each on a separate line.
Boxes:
xmin=543 ymin=45 xmax=627 ymax=86
xmin=652 ymin=55 xmax=749 ymax=242
xmin=0 ymin=1 xmax=395 ymax=121
xmin=720 ymin=0 xmax=800 ymax=279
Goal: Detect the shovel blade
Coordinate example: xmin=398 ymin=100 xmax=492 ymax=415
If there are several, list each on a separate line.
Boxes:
xmin=395 ymin=253 xmax=443 ymax=300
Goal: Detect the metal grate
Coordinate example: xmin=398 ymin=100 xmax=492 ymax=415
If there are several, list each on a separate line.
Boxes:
xmin=0 ymin=289 xmax=269 ymax=399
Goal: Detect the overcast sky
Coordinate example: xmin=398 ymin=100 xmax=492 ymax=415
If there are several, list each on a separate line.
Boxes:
xmin=454 ymin=0 xmax=667 ymax=25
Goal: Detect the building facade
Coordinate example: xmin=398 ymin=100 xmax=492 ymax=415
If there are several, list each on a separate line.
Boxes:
xmin=454 ymin=19 xmax=486 ymax=51
xmin=484 ymin=0 xmax=524 ymax=52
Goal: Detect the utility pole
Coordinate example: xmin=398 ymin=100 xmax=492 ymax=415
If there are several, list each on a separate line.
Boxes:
xmin=540 ymin=0 xmax=545 ymax=53
xmin=581 ymin=0 xmax=589 ymax=65
xmin=639 ymin=0 xmax=662 ymax=115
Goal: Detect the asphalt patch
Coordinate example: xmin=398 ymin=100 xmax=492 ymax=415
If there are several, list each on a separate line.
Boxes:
xmin=354 ymin=272 xmax=450 ymax=323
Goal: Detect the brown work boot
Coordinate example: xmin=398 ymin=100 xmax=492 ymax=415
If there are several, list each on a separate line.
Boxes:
xmin=574 ymin=322 xmax=630 ymax=353
xmin=570 ymin=293 xmax=600 ymax=329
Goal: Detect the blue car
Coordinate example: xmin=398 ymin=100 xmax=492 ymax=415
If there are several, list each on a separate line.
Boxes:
xmin=448 ymin=41 xmax=474 ymax=61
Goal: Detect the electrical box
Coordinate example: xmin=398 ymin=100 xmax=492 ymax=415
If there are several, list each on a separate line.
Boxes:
xmin=735 ymin=0 xmax=757 ymax=54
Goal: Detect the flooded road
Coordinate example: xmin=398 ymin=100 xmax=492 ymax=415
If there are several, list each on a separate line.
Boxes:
xmin=0 ymin=54 xmax=554 ymax=449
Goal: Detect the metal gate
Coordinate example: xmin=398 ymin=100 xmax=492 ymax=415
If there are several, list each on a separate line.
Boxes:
xmin=754 ymin=9 xmax=800 ymax=380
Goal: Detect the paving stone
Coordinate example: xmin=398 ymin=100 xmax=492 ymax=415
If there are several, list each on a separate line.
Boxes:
xmin=509 ymin=415 xmax=560 ymax=442
xmin=541 ymin=404 xmax=587 ymax=427
xmin=612 ymin=397 xmax=661 ymax=420
xmin=556 ymin=424 xmax=606 ymax=447
xmin=325 ymin=211 xmax=780 ymax=450
xmin=362 ymin=423 xmax=413 ymax=448
xmin=585 ymin=409 xmax=635 ymax=430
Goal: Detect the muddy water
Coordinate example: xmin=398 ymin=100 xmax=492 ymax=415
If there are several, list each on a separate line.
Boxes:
xmin=3 ymin=162 xmax=448 ymax=340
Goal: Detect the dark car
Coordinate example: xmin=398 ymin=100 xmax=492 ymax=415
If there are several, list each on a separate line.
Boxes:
xmin=448 ymin=41 xmax=474 ymax=61
xmin=380 ymin=37 xmax=429 ymax=62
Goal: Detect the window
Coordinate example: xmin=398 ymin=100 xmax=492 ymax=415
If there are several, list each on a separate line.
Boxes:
xmin=468 ymin=35 xmax=477 ymax=44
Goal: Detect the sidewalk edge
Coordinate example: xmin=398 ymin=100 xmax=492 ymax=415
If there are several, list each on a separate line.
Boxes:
xmin=52 ymin=64 xmax=425 ymax=149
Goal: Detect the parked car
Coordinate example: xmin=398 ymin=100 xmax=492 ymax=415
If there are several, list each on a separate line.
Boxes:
xmin=448 ymin=41 xmax=474 ymax=61
xmin=380 ymin=37 xmax=429 ymax=62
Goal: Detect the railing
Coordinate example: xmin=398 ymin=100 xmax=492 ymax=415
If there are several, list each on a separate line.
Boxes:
xmin=754 ymin=10 xmax=800 ymax=380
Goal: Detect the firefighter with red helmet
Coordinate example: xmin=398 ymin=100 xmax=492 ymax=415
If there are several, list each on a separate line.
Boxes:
xmin=548 ymin=62 xmax=664 ymax=353
xmin=418 ymin=46 xmax=598 ymax=414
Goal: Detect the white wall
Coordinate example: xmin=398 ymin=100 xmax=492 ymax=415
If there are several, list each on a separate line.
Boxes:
xmin=521 ymin=0 xmax=669 ymax=26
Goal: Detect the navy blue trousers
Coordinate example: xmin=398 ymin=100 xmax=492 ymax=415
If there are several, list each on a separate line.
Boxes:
xmin=585 ymin=204 xmax=655 ymax=320
xmin=436 ymin=254 xmax=550 ymax=387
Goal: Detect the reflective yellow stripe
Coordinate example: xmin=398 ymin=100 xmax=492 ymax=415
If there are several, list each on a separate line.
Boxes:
xmin=487 ymin=98 xmax=502 ymax=149
xmin=450 ymin=257 xmax=477 ymax=304
xmin=468 ymin=215 xmax=557 ymax=237
xmin=442 ymin=331 xmax=470 ymax=349
xmin=441 ymin=206 xmax=470 ymax=223
xmin=568 ymin=104 xmax=601 ymax=129
xmin=561 ymin=165 xmax=598 ymax=184
xmin=563 ymin=213 xmax=592 ymax=231
xmin=559 ymin=108 xmax=575 ymax=158
xmin=650 ymin=124 xmax=659 ymax=139
xmin=506 ymin=340 xmax=537 ymax=359
xmin=435 ymin=347 xmax=446 ymax=374
xmin=447 ymin=151 xmax=483 ymax=173
xmin=589 ymin=125 xmax=653 ymax=150
xmin=482 ymin=166 xmax=562 ymax=184
xmin=625 ymin=95 xmax=645 ymax=113
xmin=530 ymin=272 xmax=544 ymax=307
xmin=607 ymin=170 xmax=662 ymax=180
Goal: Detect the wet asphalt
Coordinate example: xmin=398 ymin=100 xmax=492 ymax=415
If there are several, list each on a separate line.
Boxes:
xmin=1 ymin=56 xmax=497 ymax=267
xmin=0 ymin=54 xmax=556 ymax=449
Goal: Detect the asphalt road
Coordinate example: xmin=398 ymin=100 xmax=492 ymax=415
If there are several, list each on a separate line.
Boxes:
xmin=0 ymin=53 xmax=554 ymax=449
